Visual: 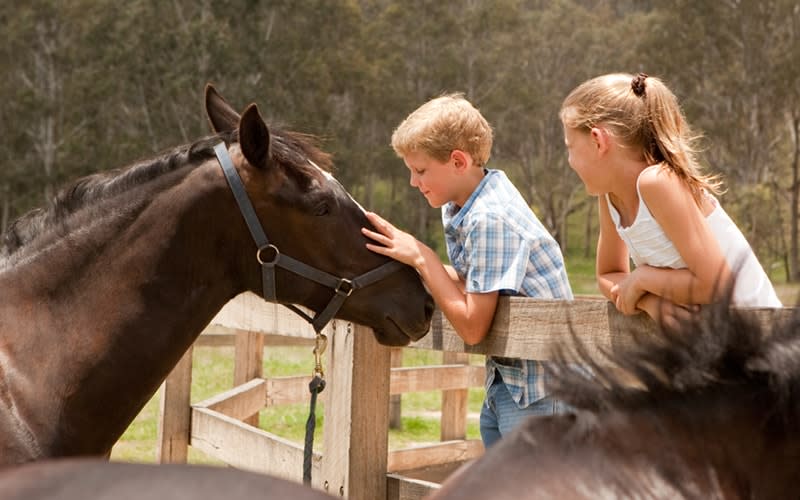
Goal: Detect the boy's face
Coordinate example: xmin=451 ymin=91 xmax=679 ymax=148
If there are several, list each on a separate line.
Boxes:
xmin=403 ymin=150 xmax=459 ymax=208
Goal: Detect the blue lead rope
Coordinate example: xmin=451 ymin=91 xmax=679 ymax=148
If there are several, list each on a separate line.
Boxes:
xmin=303 ymin=375 xmax=326 ymax=485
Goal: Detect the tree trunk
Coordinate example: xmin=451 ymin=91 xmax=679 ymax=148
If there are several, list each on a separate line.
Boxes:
xmin=1 ymin=183 xmax=9 ymax=235
xmin=790 ymin=113 xmax=800 ymax=281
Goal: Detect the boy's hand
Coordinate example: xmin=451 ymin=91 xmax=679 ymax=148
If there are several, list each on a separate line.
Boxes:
xmin=362 ymin=211 xmax=425 ymax=269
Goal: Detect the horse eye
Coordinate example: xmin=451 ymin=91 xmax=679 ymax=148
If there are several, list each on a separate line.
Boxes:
xmin=314 ymin=203 xmax=330 ymax=216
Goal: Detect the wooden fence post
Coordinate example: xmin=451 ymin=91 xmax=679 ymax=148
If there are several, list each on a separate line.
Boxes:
xmin=440 ymin=352 xmax=469 ymax=441
xmin=234 ymin=330 xmax=264 ymax=426
xmin=157 ymin=345 xmax=193 ymax=463
xmin=319 ymin=321 xmax=391 ymax=500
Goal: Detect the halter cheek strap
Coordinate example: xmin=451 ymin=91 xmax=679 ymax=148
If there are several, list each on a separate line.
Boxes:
xmin=213 ymin=142 xmax=405 ymax=333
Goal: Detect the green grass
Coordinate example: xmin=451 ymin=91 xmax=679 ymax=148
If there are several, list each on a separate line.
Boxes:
xmin=564 ymin=254 xmax=599 ymax=295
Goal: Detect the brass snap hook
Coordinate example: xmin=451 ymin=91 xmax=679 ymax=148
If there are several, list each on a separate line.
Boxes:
xmin=313 ymin=333 xmax=328 ymax=377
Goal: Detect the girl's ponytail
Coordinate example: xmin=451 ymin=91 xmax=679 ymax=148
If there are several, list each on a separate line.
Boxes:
xmin=637 ymin=75 xmax=721 ymax=201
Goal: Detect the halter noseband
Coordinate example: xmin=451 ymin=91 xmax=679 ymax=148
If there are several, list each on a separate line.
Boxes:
xmin=213 ymin=142 xmax=405 ymax=333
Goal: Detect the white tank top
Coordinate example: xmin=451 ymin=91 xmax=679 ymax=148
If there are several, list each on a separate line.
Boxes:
xmin=605 ymin=169 xmax=781 ymax=307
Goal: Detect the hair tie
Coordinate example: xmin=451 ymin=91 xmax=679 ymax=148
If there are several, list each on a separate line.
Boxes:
xmin=631 ymin=73 xmax=648 ymax=97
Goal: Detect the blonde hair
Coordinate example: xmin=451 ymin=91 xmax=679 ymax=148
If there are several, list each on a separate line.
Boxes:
xmin=391 ymin=93 xmax=493 ymax=168
xmin=560 ymin=73 xmax=721 ymax=201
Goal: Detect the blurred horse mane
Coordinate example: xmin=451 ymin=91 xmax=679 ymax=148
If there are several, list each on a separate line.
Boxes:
xmin=550 ymin=299 xmax=800 ymax=417
xmin=434 ymin=296 xmax=800 ymax=499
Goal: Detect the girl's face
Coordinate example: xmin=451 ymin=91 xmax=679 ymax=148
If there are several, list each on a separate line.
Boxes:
xmin=563 ymin=124 xmax=604 ymax=195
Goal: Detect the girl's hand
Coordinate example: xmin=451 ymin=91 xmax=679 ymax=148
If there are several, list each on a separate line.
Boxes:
xmin=610 ymin=271 xmax=647 ymax=315
xmin=361 ymin=211 xmax=424 ymax=269
xmin=637 ymin=294 xmax=699 ymax=331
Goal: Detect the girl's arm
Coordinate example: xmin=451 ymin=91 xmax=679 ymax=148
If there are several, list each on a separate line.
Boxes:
xmin=617 ymin=167 xmax=731 ymax=311
xmin=596 ymin=196 xmax=631 ymax=301
xmin=597 ymin=197 xmax=663 ymax=315
xmin=361 ymin=211 xmax=498 ymax=345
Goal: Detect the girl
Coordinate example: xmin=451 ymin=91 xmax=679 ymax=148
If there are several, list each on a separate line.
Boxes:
xmin=560 ymin=73 xmax=780 ymax=323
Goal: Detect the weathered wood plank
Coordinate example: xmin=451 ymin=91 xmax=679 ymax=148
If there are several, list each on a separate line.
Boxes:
xmin=190 ymin=406 xmax=320 ymax=482
xmin=197 ymin=326 xmax=315 ymax=347
xmin=412 ymin=297 xmax=634 ymax=359
xmin=387 ymin=440 xmax=483 ymax=472
xmin=389 ymin=365 xmax=484 ymax=394
xmin=410 ymin=297 xmax=795 ymax=359
xmin=265 ymin=375 xmax=326 ymax=406
xmin=194 ymin=378 xmax=267 ymax=420
xmin=386 ymin=474 xmax=440 ymax=500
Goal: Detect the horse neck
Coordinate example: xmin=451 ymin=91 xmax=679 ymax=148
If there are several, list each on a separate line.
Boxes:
xmin=0 ymin=160 xmax=252 ymax=458
xmin=639 ymin=387 xmax=800 ymax=498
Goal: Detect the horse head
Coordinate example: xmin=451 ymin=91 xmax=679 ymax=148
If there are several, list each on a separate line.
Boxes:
xmin=0 ymin=85 xmax=435 ymax=464
xmin=204 ymin=85 xmax=433 ymax=346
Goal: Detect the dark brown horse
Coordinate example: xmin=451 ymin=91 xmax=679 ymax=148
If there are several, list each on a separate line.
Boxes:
xmin=0 ymin=459 xmax=337 ymax=500
xmin=0 ymin=85 xmax=433 ymax=464
xmin=433 ymin=300 xmax=799 ymax=499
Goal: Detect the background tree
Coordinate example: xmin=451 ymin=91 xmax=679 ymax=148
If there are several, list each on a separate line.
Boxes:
xmin=1 ymin=0 xmax=797 ymax=282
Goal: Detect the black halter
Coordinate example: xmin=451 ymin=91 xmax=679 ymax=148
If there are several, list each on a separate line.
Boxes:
xmin=214 ymin=142 xmax=405 ymax=333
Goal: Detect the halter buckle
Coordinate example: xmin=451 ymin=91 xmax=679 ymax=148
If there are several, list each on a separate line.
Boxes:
xmin=335 ymin=278 xmax=354 ymax=297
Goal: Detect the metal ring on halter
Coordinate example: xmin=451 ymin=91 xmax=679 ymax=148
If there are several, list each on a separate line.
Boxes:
xmin=256 ymin=244 xmax=280 ymax=266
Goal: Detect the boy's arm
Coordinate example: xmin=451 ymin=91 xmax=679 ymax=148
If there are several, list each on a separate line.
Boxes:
xmin=443 ymin=265 xmax=466 ymax=293
xmin=362 ymin=212 xmax=498 ymax=345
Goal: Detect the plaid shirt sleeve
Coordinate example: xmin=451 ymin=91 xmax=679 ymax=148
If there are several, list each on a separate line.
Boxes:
xmin=521 ymin=235 xmax=574 ymax=299
xmin=462 ymin=213 xmax=529 ymax=294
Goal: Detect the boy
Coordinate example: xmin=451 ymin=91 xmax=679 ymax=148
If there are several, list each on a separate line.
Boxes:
xmin=362 ymin=93 xmax=573 ymax=447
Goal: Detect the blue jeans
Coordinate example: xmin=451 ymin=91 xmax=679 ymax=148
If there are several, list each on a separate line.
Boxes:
xmin=479 ymin=374 xmax=569 ymax=448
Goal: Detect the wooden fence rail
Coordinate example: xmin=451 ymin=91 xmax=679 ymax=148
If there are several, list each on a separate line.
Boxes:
xmin=157 ymin=292 xmax=791 ymax=500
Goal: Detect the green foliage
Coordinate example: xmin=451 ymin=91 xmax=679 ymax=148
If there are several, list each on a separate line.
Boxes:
xmin=723 ymin=182 xmax=787 ymax=279
xmin=2 ymin=1 xmax=799 ymax=272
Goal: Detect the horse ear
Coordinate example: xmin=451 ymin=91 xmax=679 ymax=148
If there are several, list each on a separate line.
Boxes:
xmin=239 ymin=103 xmax=270 ymax=170
xmin=205 ymin=83 xmax=240 ymax=133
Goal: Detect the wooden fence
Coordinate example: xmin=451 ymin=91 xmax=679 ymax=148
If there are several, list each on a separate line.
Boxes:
xmin=157 ymin=292 xmax=790 ymax=500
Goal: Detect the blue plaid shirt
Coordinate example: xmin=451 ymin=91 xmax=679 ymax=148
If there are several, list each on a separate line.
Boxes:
xmin=443 ymin=169 xmax=573 ymax=407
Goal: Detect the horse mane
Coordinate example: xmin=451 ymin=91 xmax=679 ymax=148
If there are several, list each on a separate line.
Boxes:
xmin=269 ymin=130 xmax=334 ymax=188
xmin=0 ymin=127 xmax=333 ymax=263
xmin=549 ymin=297 xmax=800 ymax=415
